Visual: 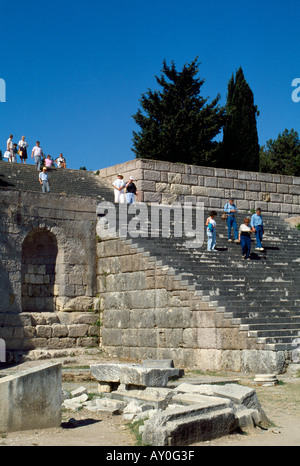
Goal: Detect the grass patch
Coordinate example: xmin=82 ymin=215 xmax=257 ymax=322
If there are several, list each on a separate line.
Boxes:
xmin=126 ymin=418 xmax=148 ymax=446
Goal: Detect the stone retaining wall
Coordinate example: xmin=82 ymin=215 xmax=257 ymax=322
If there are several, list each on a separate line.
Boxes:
xmin=96 ymin=235 xmax=286 ymax=373
xmin=97 ymin=159 xmax=300 ymax=216
xmin=0 ymin=188 xmax=100 ymax=355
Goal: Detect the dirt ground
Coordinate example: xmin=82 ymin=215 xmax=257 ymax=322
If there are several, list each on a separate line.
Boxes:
xmin=1 ymin=352 xmax=300 ymax=448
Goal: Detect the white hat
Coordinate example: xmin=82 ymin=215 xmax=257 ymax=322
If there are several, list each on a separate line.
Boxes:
xmin=130 ymin=176 xmax=134 ymax=180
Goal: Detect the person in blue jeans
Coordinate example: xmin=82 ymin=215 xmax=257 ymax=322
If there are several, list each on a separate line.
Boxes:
xmin=125 ymin=176 xmax=137 ymax=204
xmin=238 ymin=218 xmax=254 ymax=259
xmin=206 ymin=211 xmax=217 ymax=251
xmin=251 ymin=208 xmax=264 ymax=251
xmin=224 ymin=199 xmax=239 ymax=242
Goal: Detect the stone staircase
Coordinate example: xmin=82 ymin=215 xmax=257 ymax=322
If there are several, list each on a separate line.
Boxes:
xmin=1 ymin=160 xmax=299 ymax=356
xmin=0 ymin=160 xmax=112 ymax=202
xmin=111 ymin=208 xmax=300 ymax=354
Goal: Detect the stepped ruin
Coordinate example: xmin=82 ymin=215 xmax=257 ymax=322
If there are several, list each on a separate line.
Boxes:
xmin=0 ymin=159 xmax=299 ymax=373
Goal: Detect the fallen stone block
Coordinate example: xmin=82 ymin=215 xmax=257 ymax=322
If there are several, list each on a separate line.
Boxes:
xmin=71 ymin=386 xmax=88 ymax=398
xmin=110 ymin=386 xmax=174 ymax=410
xmin=62 ymin=392 xmax=89 ymax=411
xmin=171 ymin=392 xmax=233 ymax=409
xmin=234 ymin=407 xmax=257 ymax=430
xmin=63 ymin=398 xmax=82 ymax=411
xmin=142 ymin=401 xmax=238 ymax=446
xmin=174 ymin=382 xmax=269 ymax=427
xmin=123 ymin=400 xmax=143 ymax=420
xmin=72 ymin=393 xmax=89 ymax=403
xmin=206 ymin=384 xmax=269 ymax=426
xmin=0 ymin=362 xmax=62 ymax=432
xmin=254 ymin=374 xmax=278 ymax=386
xmin=84 ymin=398 xmax=126 ymax=415
xmin=90 ymin=362 xmax=181 ymax=388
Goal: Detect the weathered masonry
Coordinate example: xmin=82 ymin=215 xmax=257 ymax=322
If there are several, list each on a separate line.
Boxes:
xmin=0 ymin=160 xmax=299 ymax=373
xmin=0 ymin=189 xmax=100 ymax=356
xmin=97 ymin=158 xmax=300 ymax=215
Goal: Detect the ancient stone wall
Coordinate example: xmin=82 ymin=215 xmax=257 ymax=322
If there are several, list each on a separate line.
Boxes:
xmin=96 ymin=235 xmax=285 ymax=373
xmin=0 ymin=188 xmax=100 ymax=356
xmin=97 ymin=159 xmax=300 ymax=216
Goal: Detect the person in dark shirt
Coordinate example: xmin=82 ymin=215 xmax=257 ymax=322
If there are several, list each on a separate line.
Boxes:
xmin=125 ymin=176 xmax=137 ymax=204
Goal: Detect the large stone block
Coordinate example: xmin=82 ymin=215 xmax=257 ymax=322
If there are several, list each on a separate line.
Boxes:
xmin=90 ymin=362 xmax=181 ymax=388
xmin=142 ymin=400 xmax=238 ymax=446
xmin=0 ymin=362 xmax=62 ymax=432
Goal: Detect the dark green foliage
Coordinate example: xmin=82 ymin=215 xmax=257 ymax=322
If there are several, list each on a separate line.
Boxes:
xmin=221 ymin=67 xmax=260 ymax=171
xmin=132 ymin=59 xmax=225 ymax=166
xmin=260 ymin=128 xmax=300 ymax=176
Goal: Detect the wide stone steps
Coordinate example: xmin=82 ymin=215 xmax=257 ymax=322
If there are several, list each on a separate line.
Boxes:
xmin=123 ymin=210 xmax=300 ymax=352
xmin=1 ymin=161 xmax=299 ymax=353
xmin=0 ymin=160 xmax=112 ymax=202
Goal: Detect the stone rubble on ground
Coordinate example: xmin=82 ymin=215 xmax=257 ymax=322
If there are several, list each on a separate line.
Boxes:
xmin=61 ymin=360 xmax=271 ymax=446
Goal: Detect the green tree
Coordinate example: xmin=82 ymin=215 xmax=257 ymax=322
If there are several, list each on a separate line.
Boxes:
xmin=259 ymin=128 xmax=300 ymax=176
xmin=132 ymin=59 xmax=225 ymax=166
xmin=221 ymin=67 xmax=260 ymax=171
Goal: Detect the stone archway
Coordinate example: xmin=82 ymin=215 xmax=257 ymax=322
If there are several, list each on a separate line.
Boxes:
xmin=21 ymin=229 xmax=58 ymax=312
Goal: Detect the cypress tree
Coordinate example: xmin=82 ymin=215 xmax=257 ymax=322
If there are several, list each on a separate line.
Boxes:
xmin=132 ymin=59 xmax=225 ymax=166
xmin=221 ymin=67 xmax=260 ymax=171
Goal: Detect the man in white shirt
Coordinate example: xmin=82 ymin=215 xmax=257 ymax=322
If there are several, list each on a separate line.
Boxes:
xmin=113 ymin=174 xmax=125 ymax=203
xmin=6 ymin=135 xmax=13 ymax=162
xmin=31 ymin=141 xmax=43 ymax=171
xmin=39 ymin=167 xmax=50 ymax=193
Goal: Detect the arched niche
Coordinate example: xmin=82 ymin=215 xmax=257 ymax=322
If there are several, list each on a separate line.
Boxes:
xmin=21 ymin=229 xmax=58 ymax=312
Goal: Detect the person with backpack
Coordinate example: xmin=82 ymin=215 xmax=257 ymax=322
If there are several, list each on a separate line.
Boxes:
xmin=206 ymin=211 xmax=217 ymax=251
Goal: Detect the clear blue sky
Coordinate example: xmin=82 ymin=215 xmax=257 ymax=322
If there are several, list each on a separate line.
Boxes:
xmin=0 ymin=0 xmax=299 ymax=171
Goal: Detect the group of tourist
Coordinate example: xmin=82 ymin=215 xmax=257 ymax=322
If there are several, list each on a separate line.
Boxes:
xmin=5 ymin=135 xmax=67 ymax=193
xmin=113 ymin=173 xmax=138 ymax=204
xmin=206 ymin=198 xmax=264 ymax=260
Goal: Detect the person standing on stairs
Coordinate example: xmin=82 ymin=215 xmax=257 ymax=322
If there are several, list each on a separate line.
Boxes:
xmin=125 ymin=176 xmax=137 ymax=204
xmin=251 ymin=208 xmax=265 ymax=251
xmin=39 ymin=166 xmax=51 ymax=193
xmin=31 ymin=141 xmax=43 ymax=171
xmin=206 ymin=211 xmax=217 ymax=251
xmin=18 ymin=136 xmax=28 ymax=164
xmin=238 ymin=217 xmax=254 ymax=260
xmin=224 ymin=198 xmax=239 ymax=243
xmin=113 ymin=174 xmax=125 ymax=203
xmin=6 ymin=135 xmax=14 ymax=162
